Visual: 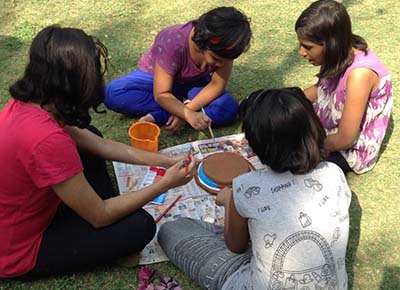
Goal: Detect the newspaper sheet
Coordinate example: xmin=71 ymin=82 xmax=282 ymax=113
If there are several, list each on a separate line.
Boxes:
xmin=112 ymin=133 xmax=266 ymax=264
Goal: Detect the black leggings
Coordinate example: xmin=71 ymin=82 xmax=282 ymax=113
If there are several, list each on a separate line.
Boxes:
xmin=325 ymin=151 xmax=352 ymax=174
xmin=21 ymin=126 xmax=156 ymax=279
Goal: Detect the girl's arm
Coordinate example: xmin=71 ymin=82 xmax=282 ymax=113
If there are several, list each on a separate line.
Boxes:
xmin=185 ymin=60 xmax=233 ymax=110
xmin=65 ymin=126 xmax=182 ymax=168
xmin=52 ymin=154 xmax=196 ymax=228
xmin=303 ymin=84 xmax=318 ymax=102
xmin=324 ymin=68 xmax=379 ymax=152
xmin=153 ymin=64 xmax=210 ymax=131
xmin=216 ymin=187 xmax=249 ymax=253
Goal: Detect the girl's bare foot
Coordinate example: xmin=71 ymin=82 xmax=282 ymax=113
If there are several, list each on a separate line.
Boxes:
xmin=138 ymin=113 xmax=155 ymax=123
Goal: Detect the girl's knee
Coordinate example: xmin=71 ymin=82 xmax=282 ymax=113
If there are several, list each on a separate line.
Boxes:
xmin=123 ymin=209 xmax=156 ymax=245
xmin=103 ymin=83 xmax=122 ymax=111
xmin=209 ymin=103 xmax=239 ymax=126
xmin=158 ymin=218 xmax=193 ymax=241
xmin=138 ymin=210 xmax=157 ymax=243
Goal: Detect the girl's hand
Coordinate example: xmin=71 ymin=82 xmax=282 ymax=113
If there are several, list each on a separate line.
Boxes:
xmin=162 ymin=153 xmax=196 ymax=189
xmin=215 ymin=187 xmax=231 ymax=207
xmin=166 ymin=115 xmax=186 ymax=131
xmin=186 ymin=110 xmax=211 ymax=130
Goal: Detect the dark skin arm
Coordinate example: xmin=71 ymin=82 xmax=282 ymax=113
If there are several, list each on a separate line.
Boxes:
xmin=52 ymin=157 xmax=195 ymax=228
xmin=153 ymin=59 xmax=233 ymax=131
xmin=215 ymin=187 xmax=249 ymax=253
xmin=324 ymin=68 xmax=379 ymax=152
xmin=153 ymin=63 xmax=210 ymax=131
xmin=51 ymin=126 xmax=197 ymax=228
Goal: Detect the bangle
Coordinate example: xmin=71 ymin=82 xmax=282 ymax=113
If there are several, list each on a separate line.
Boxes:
xmin=183 ymin=99 xmax=191 ymax=105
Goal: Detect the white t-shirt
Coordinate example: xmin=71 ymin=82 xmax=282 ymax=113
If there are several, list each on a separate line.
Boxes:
xmin=222 ymin=162 xmax=351 ymax=290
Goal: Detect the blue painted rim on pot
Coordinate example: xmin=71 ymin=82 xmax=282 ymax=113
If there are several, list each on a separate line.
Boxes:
xmin=198 ymin=162 xmax=218 ymax=188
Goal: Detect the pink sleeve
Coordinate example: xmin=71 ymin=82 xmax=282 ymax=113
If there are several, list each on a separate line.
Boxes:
xmin=153 ymin=31 xmax=182 ymax=76
xmin=28 ymin=131 xmax=83 ymax=188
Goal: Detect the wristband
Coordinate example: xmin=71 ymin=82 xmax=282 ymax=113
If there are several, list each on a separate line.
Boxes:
xmin=183 ymin=99 xmax=191 ymax=105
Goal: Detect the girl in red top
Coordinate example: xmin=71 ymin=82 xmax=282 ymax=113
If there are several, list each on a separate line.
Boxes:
xmin=0 ymin=25 xmax=196 ymax=279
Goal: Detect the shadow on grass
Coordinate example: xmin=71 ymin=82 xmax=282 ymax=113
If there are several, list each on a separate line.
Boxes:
xmin=0 ymin=264 xmax=138 ymax=290
xmin=346 ymin=191 xmax=362 ymax=290
xmin=342 ymin=0 xmax=362 ymax=8
xmin=230 ymin=46 xmax=305 ymax=98
xmin=379 ymin=266 xmax=400 ymax=290
xmin=0 ymin=35 xmax=25 ymax=73
xmin=378 ymin=115 xmax=394 ymax=156
xmin=0 ymin=35 xmax=25 ymax=107
xmin=0 ymin=35 xmax=24 ymax=54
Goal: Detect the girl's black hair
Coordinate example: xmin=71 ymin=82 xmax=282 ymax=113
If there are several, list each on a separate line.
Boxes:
xmin=192 ymin=6 xmax=252 ymax=59
xmin=295 ymin=0 xmax=368 ymax=79
xmin=9 ymin=25 xmax=110 ymax=128
xmin=241 ymin=87 xmax=327 ymax=174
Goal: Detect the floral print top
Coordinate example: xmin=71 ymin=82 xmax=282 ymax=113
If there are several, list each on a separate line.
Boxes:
xmin=315 ymin=50 xmax=393 ymax=174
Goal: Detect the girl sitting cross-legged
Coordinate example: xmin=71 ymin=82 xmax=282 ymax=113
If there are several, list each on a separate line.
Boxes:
xmin=158 ymin=87 xmax=352 ymax=290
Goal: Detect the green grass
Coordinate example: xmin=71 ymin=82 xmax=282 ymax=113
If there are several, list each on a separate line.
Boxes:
xmin=0 ymin=0 xmax=399 ymax=289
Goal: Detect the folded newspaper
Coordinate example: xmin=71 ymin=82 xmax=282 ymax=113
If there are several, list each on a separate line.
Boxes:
xmin=112 ymin=133 xmax=266 ymax=264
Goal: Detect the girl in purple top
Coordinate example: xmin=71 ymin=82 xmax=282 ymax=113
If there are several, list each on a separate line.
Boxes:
xmin=295 ymin=0 xmax=393 ymax=174
xmin=104 ymin=7 xmax=251 ymax=131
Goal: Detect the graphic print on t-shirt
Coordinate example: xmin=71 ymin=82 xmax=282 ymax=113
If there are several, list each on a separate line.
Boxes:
xmin=298 ymin=212 xmax=312 ymax=228
xmin=244 ymin=186 xmax=260 ymax=198
xmin=226 ymin=163 xmax=350 ymax=290
xmin=268 ymin=230 xmax=338 ymax=290
xmin=304 ymin=177 xmax=323 ymax=192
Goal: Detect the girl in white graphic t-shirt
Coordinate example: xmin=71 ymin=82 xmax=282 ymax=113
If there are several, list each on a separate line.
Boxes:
xmin=158 ymin=87 xmax=351 ymax=290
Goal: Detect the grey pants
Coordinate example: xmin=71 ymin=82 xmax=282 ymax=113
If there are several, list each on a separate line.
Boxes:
xmin=157 ymin=218 xmax=252 ymax=290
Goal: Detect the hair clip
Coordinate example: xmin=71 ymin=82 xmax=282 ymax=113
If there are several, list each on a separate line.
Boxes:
xmin=210 ymin=37 xmax=221 ymax=45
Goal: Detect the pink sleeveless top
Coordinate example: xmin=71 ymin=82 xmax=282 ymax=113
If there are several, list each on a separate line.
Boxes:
xmin=315 ymin=50 xmax=393 ymax=173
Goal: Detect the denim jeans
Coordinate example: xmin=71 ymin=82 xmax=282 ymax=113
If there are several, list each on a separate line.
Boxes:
xmin=158 ymin=218 xmax=251 ymax=290
xmin=104 ymin=69 xmax=239 ymax=126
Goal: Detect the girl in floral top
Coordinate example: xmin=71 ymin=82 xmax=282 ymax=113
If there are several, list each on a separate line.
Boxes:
xmin=295 ymin=0 xmax=393 ymax=174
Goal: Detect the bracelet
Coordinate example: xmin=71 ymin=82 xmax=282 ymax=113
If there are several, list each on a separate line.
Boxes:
xmin=183 ymin=99 xmax=191 ymax=105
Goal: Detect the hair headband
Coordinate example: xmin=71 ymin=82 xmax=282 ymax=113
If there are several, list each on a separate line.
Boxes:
xmin=209 ymin=37 xmax=235 ymax=50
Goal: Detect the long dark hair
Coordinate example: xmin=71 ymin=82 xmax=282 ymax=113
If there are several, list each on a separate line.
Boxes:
xmin=295 ymin=0 xmax=368 ymax=79
xmin=241 ymin=87 xmax=327 ymax=174
xmin=192 ymin=6 xmax=252 ymax=59
xmin=9 ymin=25 xmax=109 ymax=128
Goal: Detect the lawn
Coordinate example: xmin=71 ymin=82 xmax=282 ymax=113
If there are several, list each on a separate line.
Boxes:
xmin=0 ymin=0 xmax=399 ymax=289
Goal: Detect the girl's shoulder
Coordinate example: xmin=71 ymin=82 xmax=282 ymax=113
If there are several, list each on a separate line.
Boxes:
xmin=315 ymin=161 xmax=345 ymax=175
xmin=233 ymin=162 xmax=346 ymax=188
xmin=156 ymin=21 xmax=194 ymax=40
xmin=351 ymin=49 xmax=390 ymax=77
xmin=313 ymin=161 xmax=348 ymax=186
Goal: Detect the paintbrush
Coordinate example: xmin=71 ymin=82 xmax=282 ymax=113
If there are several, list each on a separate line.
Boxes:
xmin=155 ymin=194 xmax=183 ymax=223
xmin=199 ymin=103 xmax=216 ymax=143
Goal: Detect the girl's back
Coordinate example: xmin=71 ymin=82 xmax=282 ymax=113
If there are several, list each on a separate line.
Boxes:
xmin=224 ymin=161 xmax=351 ymax=290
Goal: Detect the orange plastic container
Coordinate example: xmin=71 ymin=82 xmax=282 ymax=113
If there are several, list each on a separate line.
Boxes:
xmin=128 ymin=122 xmax=160 ymax=152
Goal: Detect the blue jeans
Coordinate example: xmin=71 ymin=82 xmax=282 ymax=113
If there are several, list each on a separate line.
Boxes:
xmin=157 ymin=218 xmax=251 ymax=290
xmin=104 ymin=70 xmax=239 ymax=126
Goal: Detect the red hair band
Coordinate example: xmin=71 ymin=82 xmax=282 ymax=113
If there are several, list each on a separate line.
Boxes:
xmin=210 ymin=37 xmax=220 ymax=45
xmin=210 ymin=37 xmax=235 ymax=50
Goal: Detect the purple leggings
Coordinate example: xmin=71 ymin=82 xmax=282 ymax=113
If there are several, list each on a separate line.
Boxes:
xmin=104 ymin=70 xmax=239 ymax=127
